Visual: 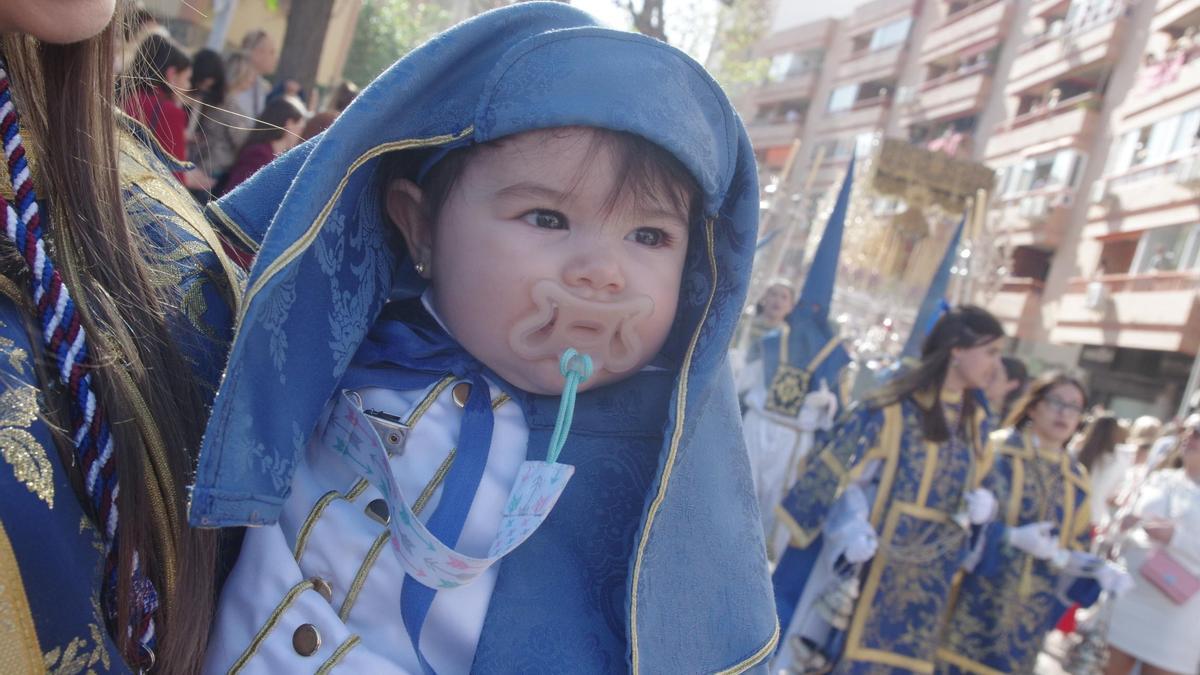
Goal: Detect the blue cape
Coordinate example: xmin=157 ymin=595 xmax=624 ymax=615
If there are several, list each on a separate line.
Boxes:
xmin=190 ymin=3 xmax=776 ymax=671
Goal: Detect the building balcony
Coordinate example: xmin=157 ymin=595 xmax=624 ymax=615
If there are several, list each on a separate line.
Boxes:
xmin=1088 ymin=149 xmax=1200 ymax=234
xmin=1030 ymin=0 xmax=1070 ymax=19
xmin=987 ymin=277 xmax=1044 ymax=339
xmin=1123 ymin=51 xmax=1200 ymax=120
xmin=837 ymin=45 xmax=905 ymax=85
xmin=1051 ymin=272 xmax=1200 ymax=353
xmin=991 ymin=186 xmax=1075 ymax=248
xmin=986 ymin=94 xmax=1100 ymax=160
xmin=746 ymin=119 xmax=804 ymax=148
xmin=752 ymin=71 xmax=820 ymax=105
xmin=823 ymin=97 xmax=891 ymax=133
xmin=1153 ymin=0 xmax=1200 ymax=32
xmin=922 ymin=0 xmax=1011 ymax=65
xmin=1008 ymin=8 xmax=1126 ymax=94
xmin=901 ymin=67 xmax=991 ymax=125
xmin=756 ymin=18 xmax=837 ymax=55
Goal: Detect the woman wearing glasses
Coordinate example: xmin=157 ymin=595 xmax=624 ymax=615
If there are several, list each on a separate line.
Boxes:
xmin=937 ymin=372 xmax=1130 ymax=674
xmin=1103 ymin=414 xmax=1200 ymax=675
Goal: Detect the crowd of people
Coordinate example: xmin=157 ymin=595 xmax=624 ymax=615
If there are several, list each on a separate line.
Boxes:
xmin=0 ymin=2 xmax=1196 ymax=674
xmin=115 ymin=10 xmax=358 ymax=203
xmin=733 ymin=280 xmax=1200 ymax=675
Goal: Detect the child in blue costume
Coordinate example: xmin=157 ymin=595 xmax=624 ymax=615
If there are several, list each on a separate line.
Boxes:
xmin=191 ymin=3 xmax=777 ymax=673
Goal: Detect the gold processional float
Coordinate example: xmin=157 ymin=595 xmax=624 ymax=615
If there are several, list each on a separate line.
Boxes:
xmin=744 ymin=135 xmax=998 ymax=370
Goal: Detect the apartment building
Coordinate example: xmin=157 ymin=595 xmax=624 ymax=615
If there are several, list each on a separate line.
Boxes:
xmin=739 ymin=0 xmax=1200 ymax=418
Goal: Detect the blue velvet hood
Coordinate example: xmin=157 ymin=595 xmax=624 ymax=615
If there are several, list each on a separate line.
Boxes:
xmin=190 ymin=3 xmax=775 ymax=671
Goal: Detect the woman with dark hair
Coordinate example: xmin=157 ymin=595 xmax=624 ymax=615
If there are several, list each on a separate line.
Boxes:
xmin=0 ymin=2 xmax=241 ymax=673
xmin=985 ymin=354 xmax=1028 ymax=424
xmin=937 ymin=372 xmax=1130 ymax=674
xmin=218 ymin=94 xmax=306 ymax=195
xmin=772 ymin=305 xmax=1006 ymax=672
xmin=121 ymin=33 xmax=214 ymax=191
xmin=1075 ymin=413 xmax=1129 ymax=523
xmin=187 ymin=48 xmax=245 ymax=197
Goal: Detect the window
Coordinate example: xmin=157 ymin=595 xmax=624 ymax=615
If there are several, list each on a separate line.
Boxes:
xmin=1108 ymin=107 xmax=1200 ymax=174
xmin=869 ymin=17 xmax=912 ymax=51
xmin=767 ymin=53 xmax=794 ymax=83
xmin=1130 ymin=224 xmax=1200 ymax=273
xmin=1000 ymin=149 xmax=1084 ymax=195
xmin=828 ymin=84 xmax=859 ymax=112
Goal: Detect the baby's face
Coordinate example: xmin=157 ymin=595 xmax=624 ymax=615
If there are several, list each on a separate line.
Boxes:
xmin=425 ymin=129 xmax=690 ymax=395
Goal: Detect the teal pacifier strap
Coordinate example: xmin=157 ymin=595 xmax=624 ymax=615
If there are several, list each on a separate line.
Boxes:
xmin=546 ymin=348 xmax=593 ymax=464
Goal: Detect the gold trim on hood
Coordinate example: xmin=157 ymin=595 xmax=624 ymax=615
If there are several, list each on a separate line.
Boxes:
xmin=240 ymin=127 xmax=475 ymax=320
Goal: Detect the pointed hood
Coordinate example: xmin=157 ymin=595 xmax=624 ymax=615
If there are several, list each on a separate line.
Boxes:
xmin=762 ymin=159 xmax=853 ymax=391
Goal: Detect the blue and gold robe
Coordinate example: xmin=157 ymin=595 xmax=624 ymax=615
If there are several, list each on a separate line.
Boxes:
xmin=936 ymin=428 xmax=1096 ymax=675
xmin=774 ymin=389 xmax=985 ymax=674
xmin=0 ymin=120 xmax=241 ymax=672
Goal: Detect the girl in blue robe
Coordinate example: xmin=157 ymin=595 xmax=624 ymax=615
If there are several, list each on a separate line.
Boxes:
xmin=772 ymin=306 xmax=1005 ymax=674
xmin=937 ymin=372 xmax=1129 ymax=674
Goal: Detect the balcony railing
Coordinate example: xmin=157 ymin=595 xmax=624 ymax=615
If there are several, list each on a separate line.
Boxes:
xmin=988 ymin=94 xmax=1099 ymax=158
xmin=1020 ymin=1 xmax=1127 ymax=53
xmin=1105 ymin=147 xmax=1200 ymax=192
xmin=1066 ymin=271 xmax=1200 ymax=294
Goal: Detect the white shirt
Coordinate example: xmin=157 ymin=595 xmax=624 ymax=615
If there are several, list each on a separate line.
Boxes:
xmin=204 ymin=302 xmax=529 ymax=674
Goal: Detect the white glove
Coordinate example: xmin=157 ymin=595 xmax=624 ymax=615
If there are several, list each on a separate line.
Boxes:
xmin=1006 ymin=521 xmax=1059 ymax=560
xmin=1095 ymin=561 xmax=1134 ymax=596
xmin=839 ymin=519 xmax=878 ymax=564
xmin=965 ymin=488 xmax=998 ymax=525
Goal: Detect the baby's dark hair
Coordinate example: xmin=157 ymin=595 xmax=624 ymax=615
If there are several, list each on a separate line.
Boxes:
xmin=378 ymin=127 xmax=702 ymax=234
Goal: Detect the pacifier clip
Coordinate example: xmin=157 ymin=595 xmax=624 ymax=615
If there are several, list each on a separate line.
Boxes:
xmin=320 ymin=349 xmax=592 ymax=673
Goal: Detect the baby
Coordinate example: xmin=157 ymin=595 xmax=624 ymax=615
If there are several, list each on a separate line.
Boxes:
xmin=192 ymin=3 xmax=777 ymax=673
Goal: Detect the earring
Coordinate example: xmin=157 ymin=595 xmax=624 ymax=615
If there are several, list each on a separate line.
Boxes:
xmin=414 ymin=260 xmax=427 ymax=276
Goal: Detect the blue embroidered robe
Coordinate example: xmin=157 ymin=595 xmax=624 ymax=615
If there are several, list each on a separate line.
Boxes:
xmin=774 ymin=393 xmax=985 ymax=673
xmin=0 ymin=120 xmax=241 ymax=671
xmin=936 ymin=428 xmax=1097 ymax=675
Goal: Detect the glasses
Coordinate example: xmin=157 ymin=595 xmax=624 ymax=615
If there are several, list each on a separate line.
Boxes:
xmin=1041 ymin=395 xmax=1084 ymax=417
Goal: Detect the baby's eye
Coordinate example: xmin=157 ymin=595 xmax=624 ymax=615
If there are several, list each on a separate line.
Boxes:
xmin=521 ymin=209 xmax=568 ymax=230
xmin=629 ymin=227 xmax=672 ymax=248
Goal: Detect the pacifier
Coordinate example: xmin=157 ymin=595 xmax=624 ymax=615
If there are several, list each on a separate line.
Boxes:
xmin=508 ymin=279 xmax=654 ymax=375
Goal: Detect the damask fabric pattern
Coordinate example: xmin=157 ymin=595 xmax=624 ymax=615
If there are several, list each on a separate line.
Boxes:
xmin=937 ymin=429 xmax=1095 ymax=675
xmin=0 ymin=299 xmax=126 ymax=674
xmin=189 ymin=3 xmax=776 ymax=672
xmin=0 ymin=126 xmax=240 ymax=672
xmin=775 ymin=397 xmax=983 ymax=674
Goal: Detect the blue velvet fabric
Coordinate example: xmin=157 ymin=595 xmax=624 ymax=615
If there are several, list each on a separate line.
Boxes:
xmin=937 ymin=428 xmax=1098 ymax=674
xmin=0 ymin=120 xmax=240 ymax=672
xmin=189 ymin=3 xmax=776 ymax=671
xmin=774 ymin=399 xmax=985 ymax=673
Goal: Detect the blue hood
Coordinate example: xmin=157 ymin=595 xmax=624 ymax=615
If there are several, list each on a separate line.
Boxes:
xmin=191 ymin=3 xmax=775 ymax=671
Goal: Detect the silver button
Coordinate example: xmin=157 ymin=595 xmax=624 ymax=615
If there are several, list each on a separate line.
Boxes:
xmin=366 ymin=498 xmax=390 ymax=526
xmin=293 ymin=623 xmax=321 ymax=656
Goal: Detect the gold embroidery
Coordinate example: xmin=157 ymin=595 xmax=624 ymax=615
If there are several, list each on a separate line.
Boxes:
xmin=0 ymin=522 xmax=43 ymax=674
xmin=42 ymin=593 xmax=112 ymax=675
xmin=0 ymin=388 xmax=54 ymax=508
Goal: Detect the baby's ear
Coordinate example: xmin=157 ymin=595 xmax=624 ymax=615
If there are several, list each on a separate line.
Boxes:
xmin=386 ymin=178 xmax=433 ymax=278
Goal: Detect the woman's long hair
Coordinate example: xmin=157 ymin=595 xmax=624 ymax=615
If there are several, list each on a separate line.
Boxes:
xmin=1075 ymin=413 xmax=1124 ymax=472
xmin=1 ymin=10 xmax=217 ymax=674
xmin=238 ymin=94 xmax=306 ymax=150
xmin=125 ymin=32 xmax=190 ymax=96
xmin=865 ymin=305 xmax=1004 ymax=442
xmin=1003 ymin=370 xmax=1089 ymax=438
